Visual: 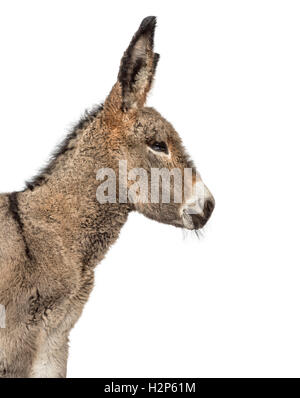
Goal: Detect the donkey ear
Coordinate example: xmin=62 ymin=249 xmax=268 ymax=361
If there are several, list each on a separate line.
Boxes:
xmin=118 ymin=16 xmax=160 ymax=111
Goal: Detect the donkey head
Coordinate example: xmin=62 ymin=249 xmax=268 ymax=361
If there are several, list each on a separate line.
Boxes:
xmin=101 ymin=17 xmax=214 ymax=230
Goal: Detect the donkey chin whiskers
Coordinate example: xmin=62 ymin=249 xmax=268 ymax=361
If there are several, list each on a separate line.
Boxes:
xmin=194 ymin=229 xmax=205 ymax=240
xmin=181 ymin=227 xmax=205 ymax=241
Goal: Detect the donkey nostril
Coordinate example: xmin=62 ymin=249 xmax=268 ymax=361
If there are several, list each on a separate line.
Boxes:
xmin=204 ymin=199 xmax=215 ymax=219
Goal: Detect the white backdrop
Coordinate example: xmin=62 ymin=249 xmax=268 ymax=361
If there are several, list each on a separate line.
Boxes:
xmin=0 ymin=0 xmax=300 ymax=377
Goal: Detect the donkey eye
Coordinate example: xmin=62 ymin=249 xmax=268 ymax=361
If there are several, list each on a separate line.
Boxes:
xmin=149 ymin=141 xmax=168 ymax=154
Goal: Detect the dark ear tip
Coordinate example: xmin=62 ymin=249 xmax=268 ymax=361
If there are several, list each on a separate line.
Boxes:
xmin=139 ymin=16 xmax=157 ymax=34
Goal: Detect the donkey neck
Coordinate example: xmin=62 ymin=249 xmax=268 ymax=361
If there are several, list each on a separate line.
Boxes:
xmin=20 ymin=107 xmax=131 ymax=267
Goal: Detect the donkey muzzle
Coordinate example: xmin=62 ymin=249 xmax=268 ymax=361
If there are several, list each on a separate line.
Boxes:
xmin=189 ymin=199 xmax=215 ymax=229
xmin=181 ymin=181 xmax=215 ymax=229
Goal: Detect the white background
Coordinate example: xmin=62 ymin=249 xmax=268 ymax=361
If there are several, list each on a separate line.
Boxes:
xmin=0 ymin=0 xmax=300 ymax=377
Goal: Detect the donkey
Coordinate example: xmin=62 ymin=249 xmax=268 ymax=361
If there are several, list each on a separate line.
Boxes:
xmin=0 ymin=17 xmax=214 ymax=378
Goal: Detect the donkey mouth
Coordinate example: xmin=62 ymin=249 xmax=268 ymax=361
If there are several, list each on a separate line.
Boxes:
xmin=190 ymin=214 xmax=209 ymax=229
xmin=182 ymin=199 xmax=215 ymax=230
xmin=182 ymin=211 xmax=207 ymax=230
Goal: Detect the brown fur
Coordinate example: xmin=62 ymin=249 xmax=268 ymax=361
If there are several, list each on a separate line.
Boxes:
xmin=0 ymin=17 xmax=214 ymax=377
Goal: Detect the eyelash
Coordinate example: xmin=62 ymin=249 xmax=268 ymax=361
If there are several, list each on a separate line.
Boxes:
xmin=149 ymin=141 xmax=169 ymax=154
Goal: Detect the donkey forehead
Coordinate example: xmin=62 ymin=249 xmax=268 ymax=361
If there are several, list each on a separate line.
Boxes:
xmin=136 ymin=107 xmax=176 ymax=139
